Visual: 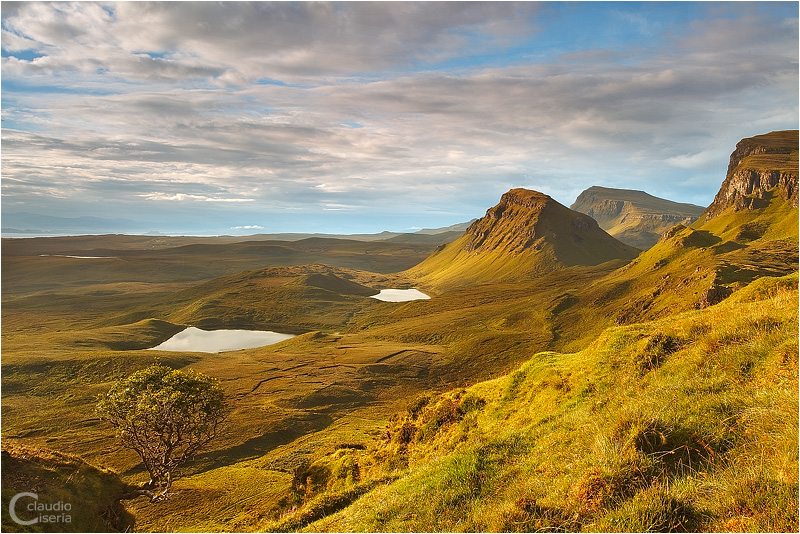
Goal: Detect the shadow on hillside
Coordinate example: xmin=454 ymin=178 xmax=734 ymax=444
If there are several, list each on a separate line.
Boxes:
xmin=121 ymin=412 xmax=335 ymax=479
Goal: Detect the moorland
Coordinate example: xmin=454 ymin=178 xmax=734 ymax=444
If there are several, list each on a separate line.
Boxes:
xmin=1 ymin=130 xmax=798 ymax=532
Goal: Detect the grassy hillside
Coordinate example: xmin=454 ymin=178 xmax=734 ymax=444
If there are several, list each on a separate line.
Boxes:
xmin=1 ymin=443 xmax=133 ymax=532
xmin=283 ymin=274 xmax=798 ymax=533
xmin=570 ymin=182 xmax=798 ymax=332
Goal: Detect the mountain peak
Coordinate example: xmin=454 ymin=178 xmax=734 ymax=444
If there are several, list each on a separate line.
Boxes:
xmin=704 ymin=130 xmax=798 ymax=220
xmin=409 ymin=188 xmax=639 ymax=288
xmin=463 ymin=188 xmax=602 ymax=256
xmin=499 ymin=188 xmax=554 ymax=206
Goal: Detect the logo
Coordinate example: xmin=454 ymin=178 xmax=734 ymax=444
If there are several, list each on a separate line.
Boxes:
xmin=8 ymin=492 xmax=72 ymax=526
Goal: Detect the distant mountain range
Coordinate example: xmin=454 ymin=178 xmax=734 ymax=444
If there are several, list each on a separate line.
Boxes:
xmin=1 ymin=211 xmax=474 ymax=242
xmin=1 ymin=212 xmax=144 ymax=236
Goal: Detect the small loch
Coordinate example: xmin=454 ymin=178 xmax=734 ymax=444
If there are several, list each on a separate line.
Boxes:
xmin=370 ymin=289 xmax=431 ymax=302
xmin=148 ymin=327 xmax=296 ymax=353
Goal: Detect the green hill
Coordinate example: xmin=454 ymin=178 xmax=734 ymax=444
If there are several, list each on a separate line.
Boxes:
xmin=570 ymin=186 xmax=705 ymax=249
xmin=271 ymin=273 xmax=799 ymax=533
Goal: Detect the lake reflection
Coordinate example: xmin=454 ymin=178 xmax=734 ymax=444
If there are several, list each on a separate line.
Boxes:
xmin=370 ymin=289 xmax=431 ymax=302
xmin=148 ymin=327 xmax=295 ymax=353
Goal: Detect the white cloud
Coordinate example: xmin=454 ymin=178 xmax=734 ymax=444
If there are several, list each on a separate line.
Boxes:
xmin=1 ymin=3 xmax=796 ymax=230
xmin=141 ymin=193 xmax=254 ymax=203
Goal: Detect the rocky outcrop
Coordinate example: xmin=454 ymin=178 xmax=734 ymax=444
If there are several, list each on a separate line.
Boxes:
xmin=704 ymin=130 xmax=798 ymax=221
xmin=464 ymin=189 xmax=598 ymax=254
xmin=697 ymin=282 xmax=732 ymax=309
xmin=461 ymin=188 xmax=639 ymax=264
xmin=570 ymin=186 xmax=704 ymax=249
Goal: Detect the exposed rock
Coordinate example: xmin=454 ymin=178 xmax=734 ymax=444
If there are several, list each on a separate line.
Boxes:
xmin=659 ymin=224 xmax=687 ymax=242
xmin=461 ymin=188 xmax=636 ymax=265
xmin=697 ymin=283 xmax=732 ymax=308
xmin=570 ymin=186 xmax=704 ymax=249
xmin=704 ymin=130 xmax=799 ymax=221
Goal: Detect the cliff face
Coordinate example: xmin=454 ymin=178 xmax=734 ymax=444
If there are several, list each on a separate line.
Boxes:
xmin=704 ymin=130 xmax=799 ymax=220
xmin=570 ymin=186 xmax=704 ymax=249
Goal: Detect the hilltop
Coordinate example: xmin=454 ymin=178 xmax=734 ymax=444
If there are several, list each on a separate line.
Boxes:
xmin=570 ymin=186 xmax=704 ymax=249
xmin=408 ymin=188 xmax=639 ymax=289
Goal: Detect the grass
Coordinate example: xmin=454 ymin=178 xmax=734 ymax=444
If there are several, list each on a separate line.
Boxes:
xmin=1 ymin=443 xmax=134 ymax=532
xmin=304 ymin=273 xmax=799 ymax=532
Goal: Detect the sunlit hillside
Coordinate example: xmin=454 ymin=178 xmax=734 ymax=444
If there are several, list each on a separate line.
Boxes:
xmin=1 ymin=130 xmax=797 ymax=533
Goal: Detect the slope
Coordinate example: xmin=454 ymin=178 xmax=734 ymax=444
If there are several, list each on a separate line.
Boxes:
xmin=275 ymin=273 xmax=798 ymax=533
xmin=570 ymin=186 xmax=704 ymax=249
xmin=1 ymin=442 xmax=134 ymax=532
xmin=408 ymin=188 xmax=640 ymax=289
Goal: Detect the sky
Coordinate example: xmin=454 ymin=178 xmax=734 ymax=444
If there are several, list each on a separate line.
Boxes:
xmin=1 ymin=1 xmax=798 ymax=235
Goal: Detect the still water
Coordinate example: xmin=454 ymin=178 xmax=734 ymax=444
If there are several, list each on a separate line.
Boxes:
xmin=148 ymin=327 xmax=296 ymax=353
xmin=370 ymin=289 xmax=431 ymax=302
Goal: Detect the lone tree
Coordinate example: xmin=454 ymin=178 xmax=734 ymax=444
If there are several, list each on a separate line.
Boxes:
xmin=97 ymin=363 xmax=228 ymax=502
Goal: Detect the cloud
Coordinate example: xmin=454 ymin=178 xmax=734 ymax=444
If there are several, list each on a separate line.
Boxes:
xmin=1 ymin=2 xmax=797 ymax=229
xmin=1 ymin=2 xmax=540 ymax=84
xmin=140 ymin=193 xmax=255 ymax=203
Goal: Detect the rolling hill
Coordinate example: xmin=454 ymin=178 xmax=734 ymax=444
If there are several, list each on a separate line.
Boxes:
xmin=570 ymin=186 xmax=705 ymax=249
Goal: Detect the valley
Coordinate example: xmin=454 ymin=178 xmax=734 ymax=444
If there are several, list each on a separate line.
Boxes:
xmin=1 ymin=131 xmax=798 ymax=532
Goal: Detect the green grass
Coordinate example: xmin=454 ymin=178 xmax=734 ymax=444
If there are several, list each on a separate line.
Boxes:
xmin=304 ymin=273 xmax=799 ymax=532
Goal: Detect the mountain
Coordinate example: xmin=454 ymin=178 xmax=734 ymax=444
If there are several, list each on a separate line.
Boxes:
xmin=413 ymin=220 xmax=476 ymax=235
xmin=703 ymin=130 xmax=798 ymax=220
xmin=265 ymin=131 xmax=800 ymax=534
xmin=579 ymin=130 xmax=798 ymax=326
xmin=570 ymin=186 xmax=704 ymax=249
xmin=1 ymin=212 xmax=143 ymax=235
xmin=408 ymin=188 xmax=640 ymax=288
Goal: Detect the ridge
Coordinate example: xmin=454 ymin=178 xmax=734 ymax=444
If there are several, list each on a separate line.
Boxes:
xmin=704 ymin=130 xmax=798 ymax=220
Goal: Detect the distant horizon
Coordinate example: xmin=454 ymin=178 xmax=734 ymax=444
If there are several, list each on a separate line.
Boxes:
xmin=2 ymin=180 xmax=712 ymax=238
xmin=2 ymin=2 xmax=797 ymax=235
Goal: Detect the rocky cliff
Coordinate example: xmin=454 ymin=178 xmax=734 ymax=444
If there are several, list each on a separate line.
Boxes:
xmin=570 ymin=186 xmax=704 ymax=249
xmin=703 ymin=130 xmax=798 ymax=220
xmin=464 ymin=189 xmax=597 ymax=254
